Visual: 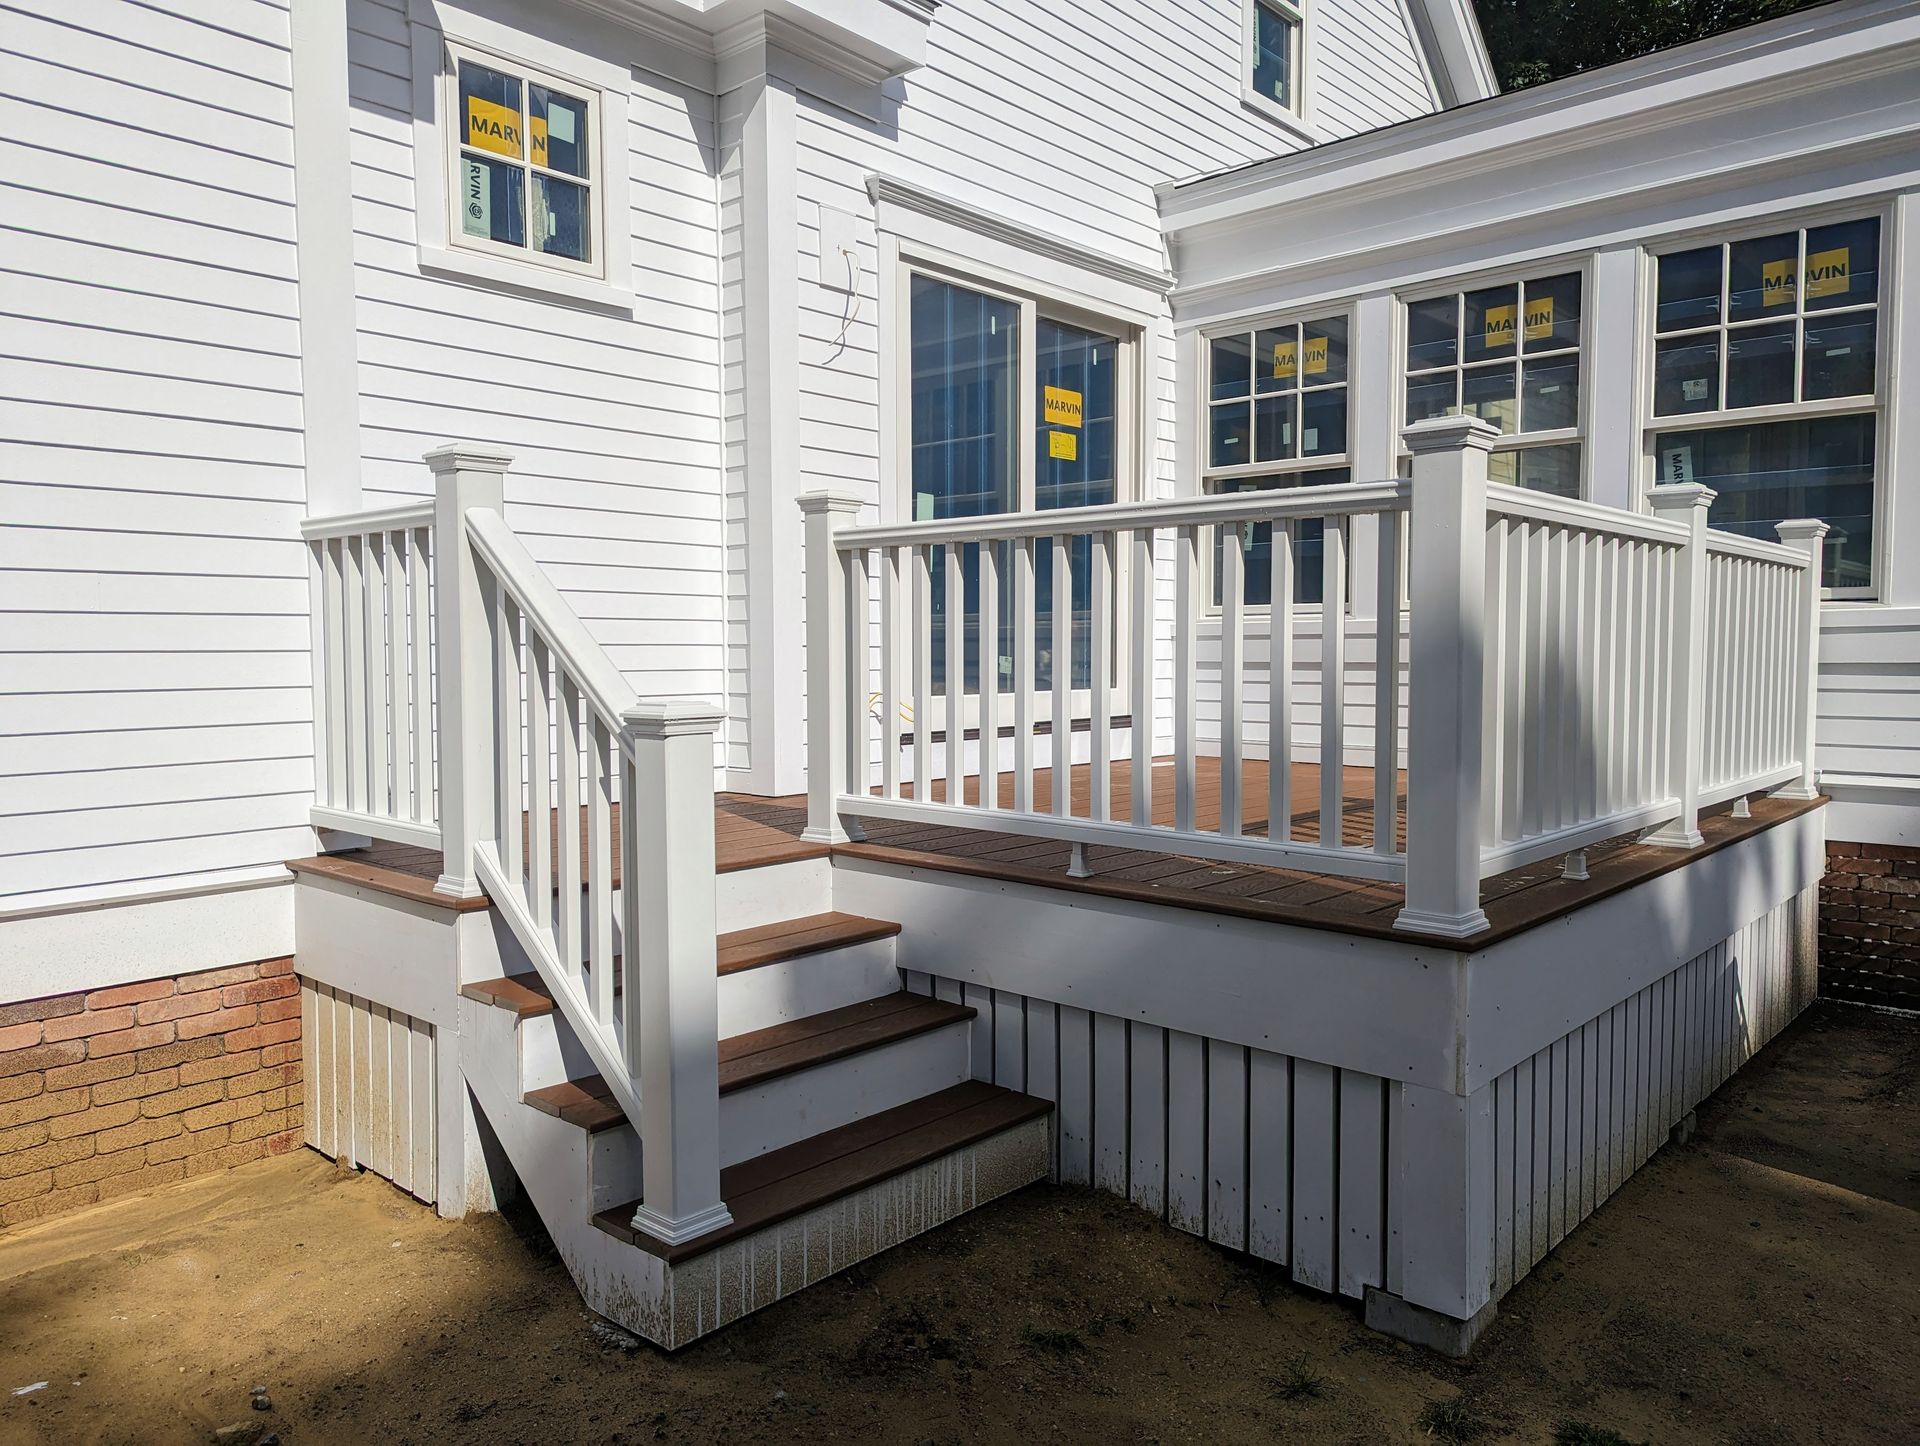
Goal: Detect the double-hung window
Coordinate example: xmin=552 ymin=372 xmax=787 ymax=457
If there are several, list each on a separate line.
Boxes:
xmin=906 ymin=270 xmax=1136 ymax=703
xmin=1203 ymin=314 xmax=1350 ymax=605
xmin=1647 ymin=215 xmax=1883 ymax=594
xmin=1247 ymin=0 xmax=1306 ymax=117
xmin=447 ymin=47 xmax=600 ymax=274
xmin=1403 ymin=272 xmax=1585 ymax=497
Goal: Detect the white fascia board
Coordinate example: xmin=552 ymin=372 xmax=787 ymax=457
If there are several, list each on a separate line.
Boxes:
xmin=560 ymin=0 xmax=933 ymax=87
xmin=1403 ymin=0 xmax=1497 ymax=108
xmin=1162 ymin=0 xmax=1920 ymax=230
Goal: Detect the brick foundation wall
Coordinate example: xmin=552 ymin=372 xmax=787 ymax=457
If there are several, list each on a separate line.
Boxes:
xmin=1821 ymin=843 xmax=1920 ymax=1011
xmin=0 ymin=957 xmax=303 ymax=1229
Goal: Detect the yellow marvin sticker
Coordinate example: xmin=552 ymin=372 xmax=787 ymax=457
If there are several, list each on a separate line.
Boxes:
xmin=1048 ymin=429 xmax=1078 ymax=462
xmin=1272 ymin=338 xmax=1297 ymax=380
xmin=1043 ymin=385 xmax=1083 ymax=428
xmin=1523 ymin=296 xmax=1554 ymax=342
xmin=1303 ymin=334 xmax=1329 ymax=375
xmin=466 ymin=95 xmax=522 ymax=159
xmin=1762 ymin=258 xmax=1798 ymax=307
xmin=530 ymin=114 xmax=548 ymax=168
xmin=1484 ymin=304 xmax=1517 ymax=349
xmin=1806 ymin=248 xmax=1850 ymax=301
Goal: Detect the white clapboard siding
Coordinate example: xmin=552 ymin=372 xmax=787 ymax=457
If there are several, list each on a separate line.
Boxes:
xmin=344 ymin=0 xmax=726 ymax=720
xmin=1815 ymin=608 xmax=1920 ymax=796
xmin=0 ymin=0 xmax=311 ymax=913
xmin=301 ymin=977 xmax=437 ymax=1203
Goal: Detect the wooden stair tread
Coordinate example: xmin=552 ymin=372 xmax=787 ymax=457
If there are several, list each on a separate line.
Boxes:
xmin=523 ymin=1076 xmax=622 ymax=1132
xmin=460 ymin=974 xmax=556 ymax=1017
xmin=717 ymin=993 xmax=972 ymax=1094
xmin=285 ymin=852 xmax=491 ymax=913
xmin=716 ymin=912 xmax=900 ymax=974
xmin=592 ymin=1081 xmax=1052 ymax=1263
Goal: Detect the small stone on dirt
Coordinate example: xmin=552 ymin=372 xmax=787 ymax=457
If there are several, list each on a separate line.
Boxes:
xmin=588 ymin=1321 xmax=643 ymax=1353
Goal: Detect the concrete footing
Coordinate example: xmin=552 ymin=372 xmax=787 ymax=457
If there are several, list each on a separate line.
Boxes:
xmin=1362 ymin=1287 xmax=1497 ymax=1357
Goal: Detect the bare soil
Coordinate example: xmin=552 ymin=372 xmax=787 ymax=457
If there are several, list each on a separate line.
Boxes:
xmin=1 ymin=1000 xmax=1914 ymax=1445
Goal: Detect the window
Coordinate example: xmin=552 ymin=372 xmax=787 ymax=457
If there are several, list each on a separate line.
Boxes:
xmin=1403 ymin=272 xmax=1585 ymax=497
xmin=1648 ymin=216 xmax=1882 ymax=593
xmin=1249 ymin=0 xmax=1305 ymax=116
xmin=907 ymin=272 xmax=1133 ymax=693
xmin=1203 ymin=314 xmax=1350 ymax=604
xmin=448 ymin=50 xmax=598 ymax=273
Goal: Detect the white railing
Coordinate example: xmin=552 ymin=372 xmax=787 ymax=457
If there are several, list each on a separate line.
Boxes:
xmin=301 ymin=502 xmax=438 ymax=848
xmin=302 ymin=446 xmax=731 ymax=1249
xmin=804 ymin=416 xmax=1827 ymax=938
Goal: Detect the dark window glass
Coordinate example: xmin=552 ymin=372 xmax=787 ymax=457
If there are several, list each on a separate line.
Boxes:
xmin=1489 ymin=443 xmax=1582 ymax=499
xmin=1802 ymin=314 xmax=1876 ymax=400
xmin=1804 ymin=216 xmax=1880 ymax=312
xmin=1461 ymin=363 xmax=1517 ymax=433
xmin=1302 ymin=387 xmax=1347 ymax=457
xmin=529 ymin=85 xmax=589 ymax=178
xmin=533 ymin=174 xmax=589 ymax=262
xmin=1210 ymin=469 xmax=1351 ymax=606
xmin=1405 ymin=372 xmax=1455 ymax=425
xmin=1253 ymin=394 xmax=1295 ymax=463
xmin=1654 ymin=334 xmax=1719 ymax=415
xmin=1464 ymin=283 xmax=1519 ymax=364
xmin=1728 ymin=233 xmax=1798 ymax=323
xmin=1210 ymin=402 xmax=1251 ymax=468
xmin=1521 ymin=355 xmax=1579 ymax=432
xmin=1657 ymin=246 xmax=1723 ymax=333
xmin=1210 ymin=334 xmax=1252 ymax=401
xmin=1034 ymin=319 xmax=1119 ymax=690
xmin=458 ymin=153 xmax=525 ymax=248
xmin=1255 ymin=326 xmax=1296 ymax=393
xmin=1303 ymin=317 xmax=1349 ymax=386
xmin=1521 ymin=273 xmax=1582 ymax=353
xmin=1252 ymin=1 xmax=1296 ymax=108
xmin=1724 ymin=322 xmax=1796 ymax=410
xmin=1653 ymin=415 xmax=1875 ymax=590
xmin=1405 ymin=296 xmax=1457 ymax=372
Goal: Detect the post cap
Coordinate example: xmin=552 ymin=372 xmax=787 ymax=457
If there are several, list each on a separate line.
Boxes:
xmin=621 ymin=698 xmax=725 ymax=739
xmin=1775 ymin=518 xmax=1831 ymax=543
xmin=424 ymin=444 xmax=514 ymax=475
xmin=797 ymin=489 xmax=866 ymax=517
xmin=1646 ymin=483 xmax=1718 ymax=513
xmin=1401 ymin=415 xmax=1500 ymax=455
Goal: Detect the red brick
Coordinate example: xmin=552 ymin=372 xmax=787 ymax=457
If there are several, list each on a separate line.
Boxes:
xmin=266 ymin=1128 xmax=303 ymax=1155
xmin=93 ymin=1067 xmax=178 ymax=1106
xmin=183 ymin=1095 xmax=264 ymax=1132
xmin=87 ymin=1023 xmax=175 ymax=1059
xmin=183 ymin=1137 xmax=268 ymax=1177
xmin=140 ymin=1081 xmax=225 ymax=1118
xmin=148 ymin=1126 xmax=226 ymax=1164
xmin=258 ymin=958 xmax=295 ymax=978
xmin=227 ymin=1064 xmax=301 ymax=1100
xmin=0 ymin=1135 xmax=93 ymax=1181
xmin=47 ymin=1100 xmax=139 ymax=1141
xmin=2 ymin=1181 xmax=99 ymax=1226
xmin=0 ymin=1074 xmax=43 ymax=1106
xmin=134 ymin=1037 xmax=221 ymax=1072
xmin=224 ymin=1019 xmax=299 ymax=1053
xmin=176 ymin=1005 xmax=257 ymax=1041
xmin=0 ymin=994 xmax=84 ymax=1029
xmin=96 ymin=1159 xmax=187 ymax=1201
xmin=41 ymin=1005 xmax=134 ymax=1043
xmin=0 ymin=1087 xmax=88 ymax=1131
xmin=44 ymin=1054 xmax=135 ymax=1091
xmin=258 ymin=996 xmax=301 ymax=1025
xmin=85 ymin=979 xmax=174 ymax=1010
xmin=223 ymin=976 xmax=297 ymax=1007
xmin=262 ymin=1041 xmax=302 ymax=1068
xmin=0 ymin=1121 xmax=51 ymax=1154
xmin=0 ymin=1040 xmax=84 ymax=1079
xmin=232 ymin=1109 xmax=291 ymax=1144
xmin=52 ymin=1145 xmax=146 ymax=1189
xmin=134 ymin=989 xmax=221 ymax=1026
xmin=176 ymin=963 xmax=260 ymax=994
xmin=179 ymin=1050 xmax=259 ymax=1087
xmin=0 ymin=1022 xmax=41 ymax=1053
xmin=0 ymin=1169 xmax=52 ymax=1207
xmin=95 ymin=1114 xmax=183 ymax=1155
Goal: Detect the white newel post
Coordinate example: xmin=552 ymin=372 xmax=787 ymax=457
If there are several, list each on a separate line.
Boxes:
xmin=1396 ymin=416 xmax=1498 ymax=939
xmin=1644 ymin=485 xmax=1716 ymax=849
xmin=799 ymin=491 xmax=865 ymax=844
xmin=622 ymin=700 xmax=732 ymax=1245
xmin=1773 ymin=519 xmax=1831 ymax=800
xmin=426 ymin=444 xmax=510 ymax=898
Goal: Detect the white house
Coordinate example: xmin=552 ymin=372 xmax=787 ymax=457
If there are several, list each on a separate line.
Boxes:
xmin=0 ymin=0 xmax=1911 ymax=1354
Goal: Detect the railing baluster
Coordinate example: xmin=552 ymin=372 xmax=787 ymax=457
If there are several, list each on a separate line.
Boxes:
xmin=369 ymin=531 xmax=394 ymax=823
xmin=1519 ymin=522 xmax=1546 ymax=842
xmin=944 ymin=542 xmax=965 ymax=809
xmin=1270 ymin=519 xmax=1294 ymax=846
xmin=526 ymin=633 xmax=553 ymax=930
xmin=588 ymin=714 xmax=614 ymax=1028
xmin=880 ymin=546 xmax=901 ymax=800
xmin=1013 ymin=537 xmax=1037 ymax=813
xmin=1173 ymin=524 xmax=1199 ymax=834
xmin=1501 ymin=521 xmax=1526 ymax=846
xmin=1318 ymin=516 xmax=1346 ymax=849
xmin=1372 ymin=509 xmax=1400 ymax=855
xmin=343 ymin=533 xmax=369 ymax=816
xmin=1129 ymin=526 xmax=1155 ymax=829
xmin=321 ymin=537 xmax=347 ymax=811
xmin=408 ymin=528 xmax=432 ymax=823
xmin=557 ymin=672 xmax=583 ymax=986
xmin=978 ymin=541 xmax=1000 ymax=812
xmin=1479 ymin=520 xmax=1505 ymax=848
xmin=1052 ymin=533 xmax=1073 ymax=820
xmin=846 ymin=545 xmax=871 ymax=808
xmin=1220 ymin=520 xmax=1245 ymax=838
xmin=494 ymin=590 xmax=524 ymax=886
xmin=913 ymin=544 xmax=933 ymax=805
xmin=1089 ymin=531 xmax=1113 ymax=823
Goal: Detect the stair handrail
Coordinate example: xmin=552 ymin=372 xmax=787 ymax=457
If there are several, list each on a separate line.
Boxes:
xmin=431 ymin=446 xmax=731 ymax=1248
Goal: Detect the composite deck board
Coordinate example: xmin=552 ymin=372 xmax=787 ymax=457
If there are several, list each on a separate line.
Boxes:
xmin=287 ymin=762 xmax=1819 ymax=947
xmin=716 ymin=912 xmax=900 ymax=974
xmin=716 ymin=994 xmax=972 ymax=1094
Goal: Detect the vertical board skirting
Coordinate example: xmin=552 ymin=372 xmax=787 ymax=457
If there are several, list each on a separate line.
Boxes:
xmin=299 ymin=977 xmax=437 ymax=1205
xmin=1480 ymin=885 xmax=1816 ymax=1303
xmin=916 ymin=974 xmax=1394 ymax=1301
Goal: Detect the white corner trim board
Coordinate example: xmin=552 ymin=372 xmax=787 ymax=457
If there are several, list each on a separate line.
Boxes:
xmin=0 ymin=875 xmax=295 ymax=1007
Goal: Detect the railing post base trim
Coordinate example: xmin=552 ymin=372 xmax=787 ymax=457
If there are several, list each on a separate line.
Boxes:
xmin=628 ymin=1199 xmax=735 ymax=1247
xmin=432 ymin=873 xmax=485 ymax=900
xmin=1769 ymin=783 xmax=1822 ymax=802
xmin=1393 ymin=907 xmax=1491 ymax=940
xmin=1639 ymin=823 xmax=1704 ymax=850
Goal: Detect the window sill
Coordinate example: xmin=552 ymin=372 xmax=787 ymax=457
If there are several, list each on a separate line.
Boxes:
xmin=416 ymin=243 xmax=634 ymax=316
xmin=1239 ymin=87 xmax=1319 ymax=146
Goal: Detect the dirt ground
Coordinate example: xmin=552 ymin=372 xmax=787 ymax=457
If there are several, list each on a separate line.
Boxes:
xmin=0 ymin=1000 xmax=1914 ymax=1446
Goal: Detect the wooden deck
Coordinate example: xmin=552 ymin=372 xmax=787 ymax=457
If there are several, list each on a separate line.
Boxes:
xmin=286 ymin=759 xmax=1821 ymax=948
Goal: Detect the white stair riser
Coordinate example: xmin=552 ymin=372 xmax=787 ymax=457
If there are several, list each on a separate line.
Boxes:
xmin=719 ymin=938 xmax=900 ymax=1036
xmin=518 ymin=1008 xmax=596 ymax=1094
xmin=588 ymin=1125 xmax=643 ymax=1214
xmin=717 ymin=857 xmax=833 ymax=931
xmin=719 ymin=1019 xmax=972 ymax=1167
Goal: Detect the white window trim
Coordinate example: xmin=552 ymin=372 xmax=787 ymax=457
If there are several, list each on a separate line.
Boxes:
xmin=878 ymin=233 xmax=1152 ymax=731
xmin=1634 ymin=199 xmax=1895 ymax=602
xmin=1198 ymin=303 xmax=1359 ymax=616
xmin=408 ymin=4 xmax=633 ymax=313
xmin=1241 ymin=0 xmax=1317 ymax=143
xmin=1393 ymin=256 xmax=1597 ymax=498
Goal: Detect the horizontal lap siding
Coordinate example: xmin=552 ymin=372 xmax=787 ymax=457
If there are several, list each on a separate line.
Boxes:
xmin=0 ymin=0 xmax=315 ymax=911
xmin=1815 ymin=608 xmax=1920 ymax=800
xmin=345 ymin=0 xmax=726 ymax=707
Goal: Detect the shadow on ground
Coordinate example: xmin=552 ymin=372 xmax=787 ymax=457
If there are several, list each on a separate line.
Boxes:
xmin=0 ymin=1001 xmax=1913 ymax=1445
